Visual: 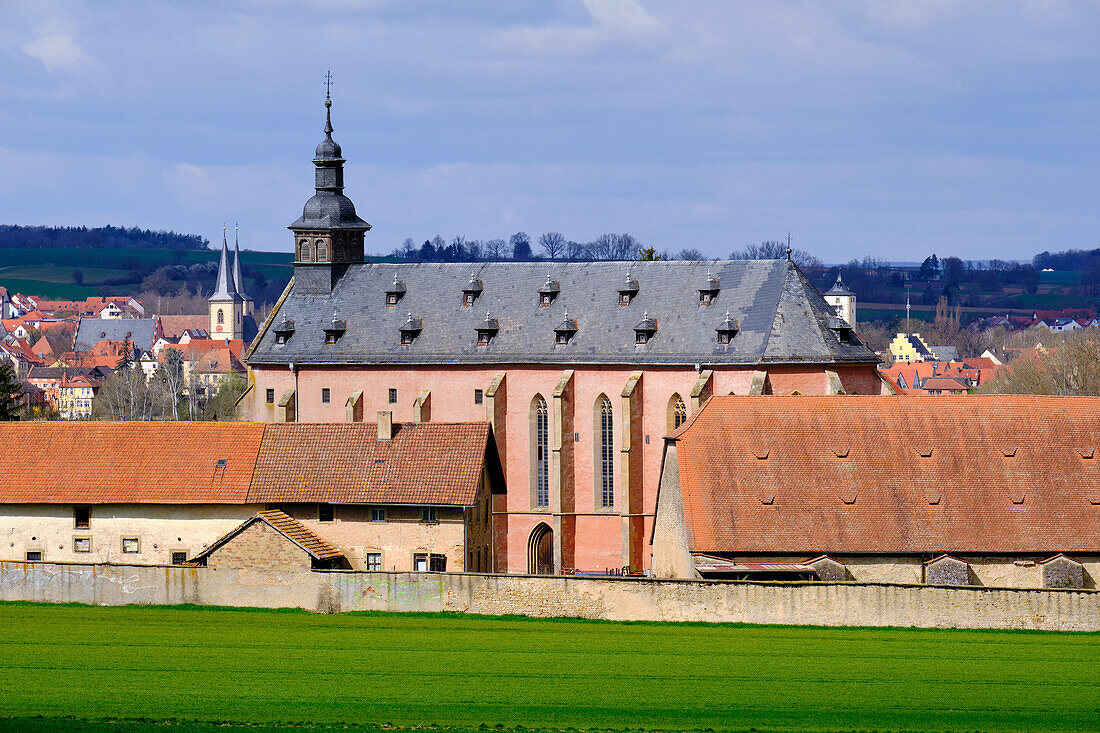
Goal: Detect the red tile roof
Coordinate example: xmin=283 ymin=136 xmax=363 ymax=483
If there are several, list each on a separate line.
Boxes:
xmin=0 ymin=422 xmax=264 ymax=504
xmin=248 ymin=422 xmax=494 ymax=506
xmin=0 ymin=421 xmax=496 ymax=507
xmin=159 ymin=315 xmax=210 ymax=339
xmin=670 ymin=395 xmax=1100 ymax=555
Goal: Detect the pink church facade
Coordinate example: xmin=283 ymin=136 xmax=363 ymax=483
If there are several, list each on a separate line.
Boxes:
xmin=239 ymin=98 xmax=886 ymax=574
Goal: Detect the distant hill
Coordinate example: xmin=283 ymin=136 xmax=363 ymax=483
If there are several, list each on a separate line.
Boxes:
xmin=0 ymin=225 xmax=208 ymax=250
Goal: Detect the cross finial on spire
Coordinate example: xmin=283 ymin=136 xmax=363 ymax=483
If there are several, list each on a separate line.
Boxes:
xmin=324 ymin=70 xmax=333 ymax=101
xmin=322 ymin=70 xmax=334 ymax=136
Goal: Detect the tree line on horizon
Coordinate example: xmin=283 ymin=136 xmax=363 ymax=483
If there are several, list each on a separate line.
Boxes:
xmin=0 ymin=225 xmax=208 ymax=250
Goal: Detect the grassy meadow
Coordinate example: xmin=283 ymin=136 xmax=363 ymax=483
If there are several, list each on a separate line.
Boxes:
xmin=1 ymin=602 xmax=1098 ymax=733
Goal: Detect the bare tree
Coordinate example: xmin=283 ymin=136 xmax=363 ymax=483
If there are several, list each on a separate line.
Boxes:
xmin=980 ymin=330 xmax=1100 ymax=396
xmin=675 ymin=248 xmax=704 ymax=261
xmin=730 ymin=240 xmax=821 ymax=268
xmin=93 ymin=365 xmax=164 ymax=421
xmin=538 ymin=232 xmax=567 ymax=260
xmin=484 ymin=238 xmax=509 ymax=260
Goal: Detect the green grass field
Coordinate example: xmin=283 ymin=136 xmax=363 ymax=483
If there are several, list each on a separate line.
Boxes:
xmin=1 ymin=603 xmax=1099 ymax=732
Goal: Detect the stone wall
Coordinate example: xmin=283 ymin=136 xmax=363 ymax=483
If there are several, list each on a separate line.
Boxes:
xmin=2 ymin=561 xmax=1099 ymax=632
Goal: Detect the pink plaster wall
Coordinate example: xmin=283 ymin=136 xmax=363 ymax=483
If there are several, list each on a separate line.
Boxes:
xmin=245 ymin=361 xmax=881 ymax=573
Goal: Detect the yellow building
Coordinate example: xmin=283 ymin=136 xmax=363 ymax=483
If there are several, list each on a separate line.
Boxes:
xmin=889 ymin=332 xmax=934 ymax=363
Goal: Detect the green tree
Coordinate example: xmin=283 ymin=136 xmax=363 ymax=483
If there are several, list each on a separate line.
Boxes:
xmin=0 ymin=364 xmax=22 ymax=420
xmin=115 ymin=339 xmax=134 ymax=370
xmin=204 ymin=372 xmax=246 ymax=421
xmin=637 ymin=246 xmax=661 ymax=261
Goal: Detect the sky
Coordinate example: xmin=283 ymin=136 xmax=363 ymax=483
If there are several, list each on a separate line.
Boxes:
xmin=2 ymin=1 xmax=1099 ymax=263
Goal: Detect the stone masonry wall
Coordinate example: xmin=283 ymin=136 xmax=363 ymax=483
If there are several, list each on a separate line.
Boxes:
xmin=2 ymin=561 xmax=1100 ymax=632
xmin=205 ymin=522 xmax=312 ymax=572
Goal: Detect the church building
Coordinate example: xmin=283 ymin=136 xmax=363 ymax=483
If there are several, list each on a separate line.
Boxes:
xmin=238 ymin=96 xmax=888 ymax=575
xmin=209 ymin=228 xmax=257 ymax=342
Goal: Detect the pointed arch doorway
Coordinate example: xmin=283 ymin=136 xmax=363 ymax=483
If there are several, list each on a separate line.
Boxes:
xmin=528 ymin=523 xmax=554 ymax=575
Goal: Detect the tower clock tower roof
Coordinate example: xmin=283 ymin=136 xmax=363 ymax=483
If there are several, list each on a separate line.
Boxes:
xmin=211 ymin=228 xmax=243 ymax=302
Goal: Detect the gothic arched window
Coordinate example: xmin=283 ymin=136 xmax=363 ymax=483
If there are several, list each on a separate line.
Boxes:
xmin=598 ymin=395 xmax=614 ymax=509
xmin=298 ymin=239 xmax=310 ymax=262
xmin=316 ymin=239 xmax=327 ymax=261
xmin=668 ymin=394 xmax=688 ymax=432
xmin=217 ymin=309 xmax=224 ymax=325
xmin=532 ymin=395 xmax=549 ymax=508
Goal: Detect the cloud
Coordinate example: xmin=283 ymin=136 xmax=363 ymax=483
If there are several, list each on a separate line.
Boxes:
xmin=22 ymin=33 xmax=90 ymax=74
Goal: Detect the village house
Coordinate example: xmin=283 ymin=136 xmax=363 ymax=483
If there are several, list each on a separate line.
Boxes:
xmin=238 ymin=97 xmax=888 ymax=576
xmin=651 ymin=395 xmax=1100 ymax=589
xmin=58 ymin=372 xmax=99 ymax=419
xmin=0 ymin=419 xmax=502 ymax=572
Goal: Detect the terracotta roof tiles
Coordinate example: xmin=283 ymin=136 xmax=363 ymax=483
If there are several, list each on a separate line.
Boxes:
xmin=672 ymin=395 xmax=1100 ymax=555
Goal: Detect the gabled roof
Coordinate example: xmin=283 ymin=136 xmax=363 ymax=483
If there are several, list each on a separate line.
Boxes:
xmin=0 ymin=421 xmax=499 ymax=507
xmin=668 ymin=395 xmax=1100 ymax=555
xmin=73 ymin=318 xmax=158 ymax=352
xmin=158 ymin=315 xmax=210 ymax=339
xmin=192 ymin=509 xmax=344 ymax=562
xmin=248 ymin=261 xmax=879 ymax=367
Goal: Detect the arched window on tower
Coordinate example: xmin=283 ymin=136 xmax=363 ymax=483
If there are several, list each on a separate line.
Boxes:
xmin=217 ymin=309 xmax=224 ymax=325
xmin=668 ymin=394 xmax=688 ymax=432
xmin=597 ymin=395 xmax=614 ymax=509
xmin=532 ymin=395 xmax=549 ymax=508
xmin=298 ymin=239 xmax=310 ymax=262
xmin=316 ymin=239 xmax=328 ymax=261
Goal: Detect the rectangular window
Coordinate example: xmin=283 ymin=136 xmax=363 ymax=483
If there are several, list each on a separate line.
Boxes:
xmin=26 ymin=551 xmax=42 ymax=561
xmin=366 ymin=552 xmax=382 ymax=571
xmin=171 ymin=552 xmax=188 ymax=565
xmin=429 ymin=554 xmax=447 ymax=572
xmin=73 ymin=537 xmax=91 ymax=553
xmin=371 ymin=508 xmax=386 ymax=522
xmin=388 ymin=388 xmax=398 ymax=404
xmin=422 ymin=507 xmax=438 ymax=524
xmin=121 ymin=538 xmax=140 ymax=554
xmin=474 ymin=389 xmax=483 ymax=405
xmin=318 ymin=504 xmax=334 ymax=522
xmin=414 ymin=554 xmax=428 ymax=572
xmin=266 ymin=388 xmax=275 ymax=404
xmin=74 ymin=506 xmax=90 ymax=529
xmin=321 ymin=387 xmax=331 ymax=404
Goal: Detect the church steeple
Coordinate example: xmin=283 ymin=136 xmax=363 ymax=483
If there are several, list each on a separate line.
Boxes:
xmin=289 ymin=73 xmax=371 ymax=295
xmin=232 ymin=224 xmax=253 ymax=316
xmin=211 ymin=227 xmax=240 ymax=301
xmin=210 ymin=226 xmax=244 ymax=341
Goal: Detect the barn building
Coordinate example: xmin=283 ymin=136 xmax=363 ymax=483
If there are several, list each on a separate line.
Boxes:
xmin=0 ymin=421 xmax=502 ymax=572
xmin=238 ymin=96 xmax=887 ymax=575
xmin=651 ymin=395 xmax=1100 ymax=589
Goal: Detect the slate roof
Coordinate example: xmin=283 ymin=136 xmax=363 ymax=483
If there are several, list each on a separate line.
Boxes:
xmin=247 ymin=422 xmax=500 ymax=506
xmin=192 ymin=509 xmax=345 ymax=562
xmin=668 ymin=395 xmax=1100 ymax=554
xmin=0 ymin=421 xmax=498 ymax=507
xmin=247 ymin=261 xmax=879 ymax=367
xmin=73 ymin=318 xmax=158 ymax=352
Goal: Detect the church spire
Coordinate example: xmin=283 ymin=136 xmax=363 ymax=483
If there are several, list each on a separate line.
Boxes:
xmin=232 ymin=223 xmax=252 ymax=305
xmin=211 ymin=225 xmax=241 ymax=302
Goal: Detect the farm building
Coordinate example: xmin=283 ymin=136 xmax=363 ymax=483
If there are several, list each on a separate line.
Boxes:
xmin=238 ymin=96 xmax=889 ymax=576
xmin=651 ymin=395 xmax=1100 ymax=589
xmin=0 ymin=419 xmax=502 ymax=572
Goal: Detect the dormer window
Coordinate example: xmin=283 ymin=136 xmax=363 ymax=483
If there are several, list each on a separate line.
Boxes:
xmin=716 ymin=311 xmax=739 ymax=345
xmin=273 ymin=314 xmax=295 ymax=345
xmin=699 ymin=270 xmax=720 ymax=306
xmin=554 ymin=311 xmax=578 ymax=346
xmin=634 ymin=312 xmax=657 ymax=345
xmin=476 ymin=312 xmax=499 ymax=345
xmin=386 ymin=274 xmax=406 ymax=307
xmin=828 ymin=316 xmax=857 ymax=344
xmin=462 ymin=274 xmax=484 ymax=307
xmin=399 ymin=312 xmax=423 ymax=345
xmin=539 ymin=275 xmax=560 ymax=307
xmin=323 ymin=311 xmax=346 ymax=344
xmin=618 ymin=274 xmax=639 ymax=305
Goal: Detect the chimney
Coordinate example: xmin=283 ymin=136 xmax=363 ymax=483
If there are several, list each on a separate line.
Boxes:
xmin=377 ymin=410 xmax=393 ymax=441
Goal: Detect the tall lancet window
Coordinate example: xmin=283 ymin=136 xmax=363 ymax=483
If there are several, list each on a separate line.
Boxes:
xmin=599 ymin=395 xmax=614 ymax=509
xmin=533 ymin=396 xmax=549 ymax=508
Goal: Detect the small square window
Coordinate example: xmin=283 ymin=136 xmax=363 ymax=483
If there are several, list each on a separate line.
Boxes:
xmin=620 ymin=293 xmax=630 ymax=305
xmin=388 ymin=388 xmax=398 ymax=404
xmin=121 ymin=538 xmax=140 ymax=554
xmin=636 ymin=333 xmax=648 ymax=345
xmin=171 ymin=552 xmax=188 ymax=565
xmin=463 ymin=293 xmax=475 ymax=306
xmin=366 ymin=552 xmax=382 ymax=571
xmin=26 ymin=551 xmax=42 ymax=561
xmin=318 ymin=504 xmax=334 ymax=522
xmin=275 ymin=334 xmax=287 ymax=345
xmin=400 ymin=332 xmax=414 ymax=345
xmin=321 ymin=388 xmax=331 ymax=404
xmin=73 ymin=537 xmax=91 ymax=553
xmin=414 ymin=553 xmax=428 ymax=572
xmin=266 ymin=388 xmax=275 ymax=404
xmin=700 ymin=293 xmax=713 ymax=305
xmin=429 ymin=554 xmax=447 ymax=572
xmin=74 ymin=506 xmax=90 ymax=529
xmin=474 ymin=389 xmax=483 ymax=405
xmin=477 ymin=332 xmax=492 ymax=345
xmin=371 ymin=508 xmax=386 ymax=522
xmin=540 ymin=295 xmax=551 ymax=306
xmin=386 ymin=294 xmax=399 ymax=306
xmin=422 ymin=507 xmax=438 ymax=524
